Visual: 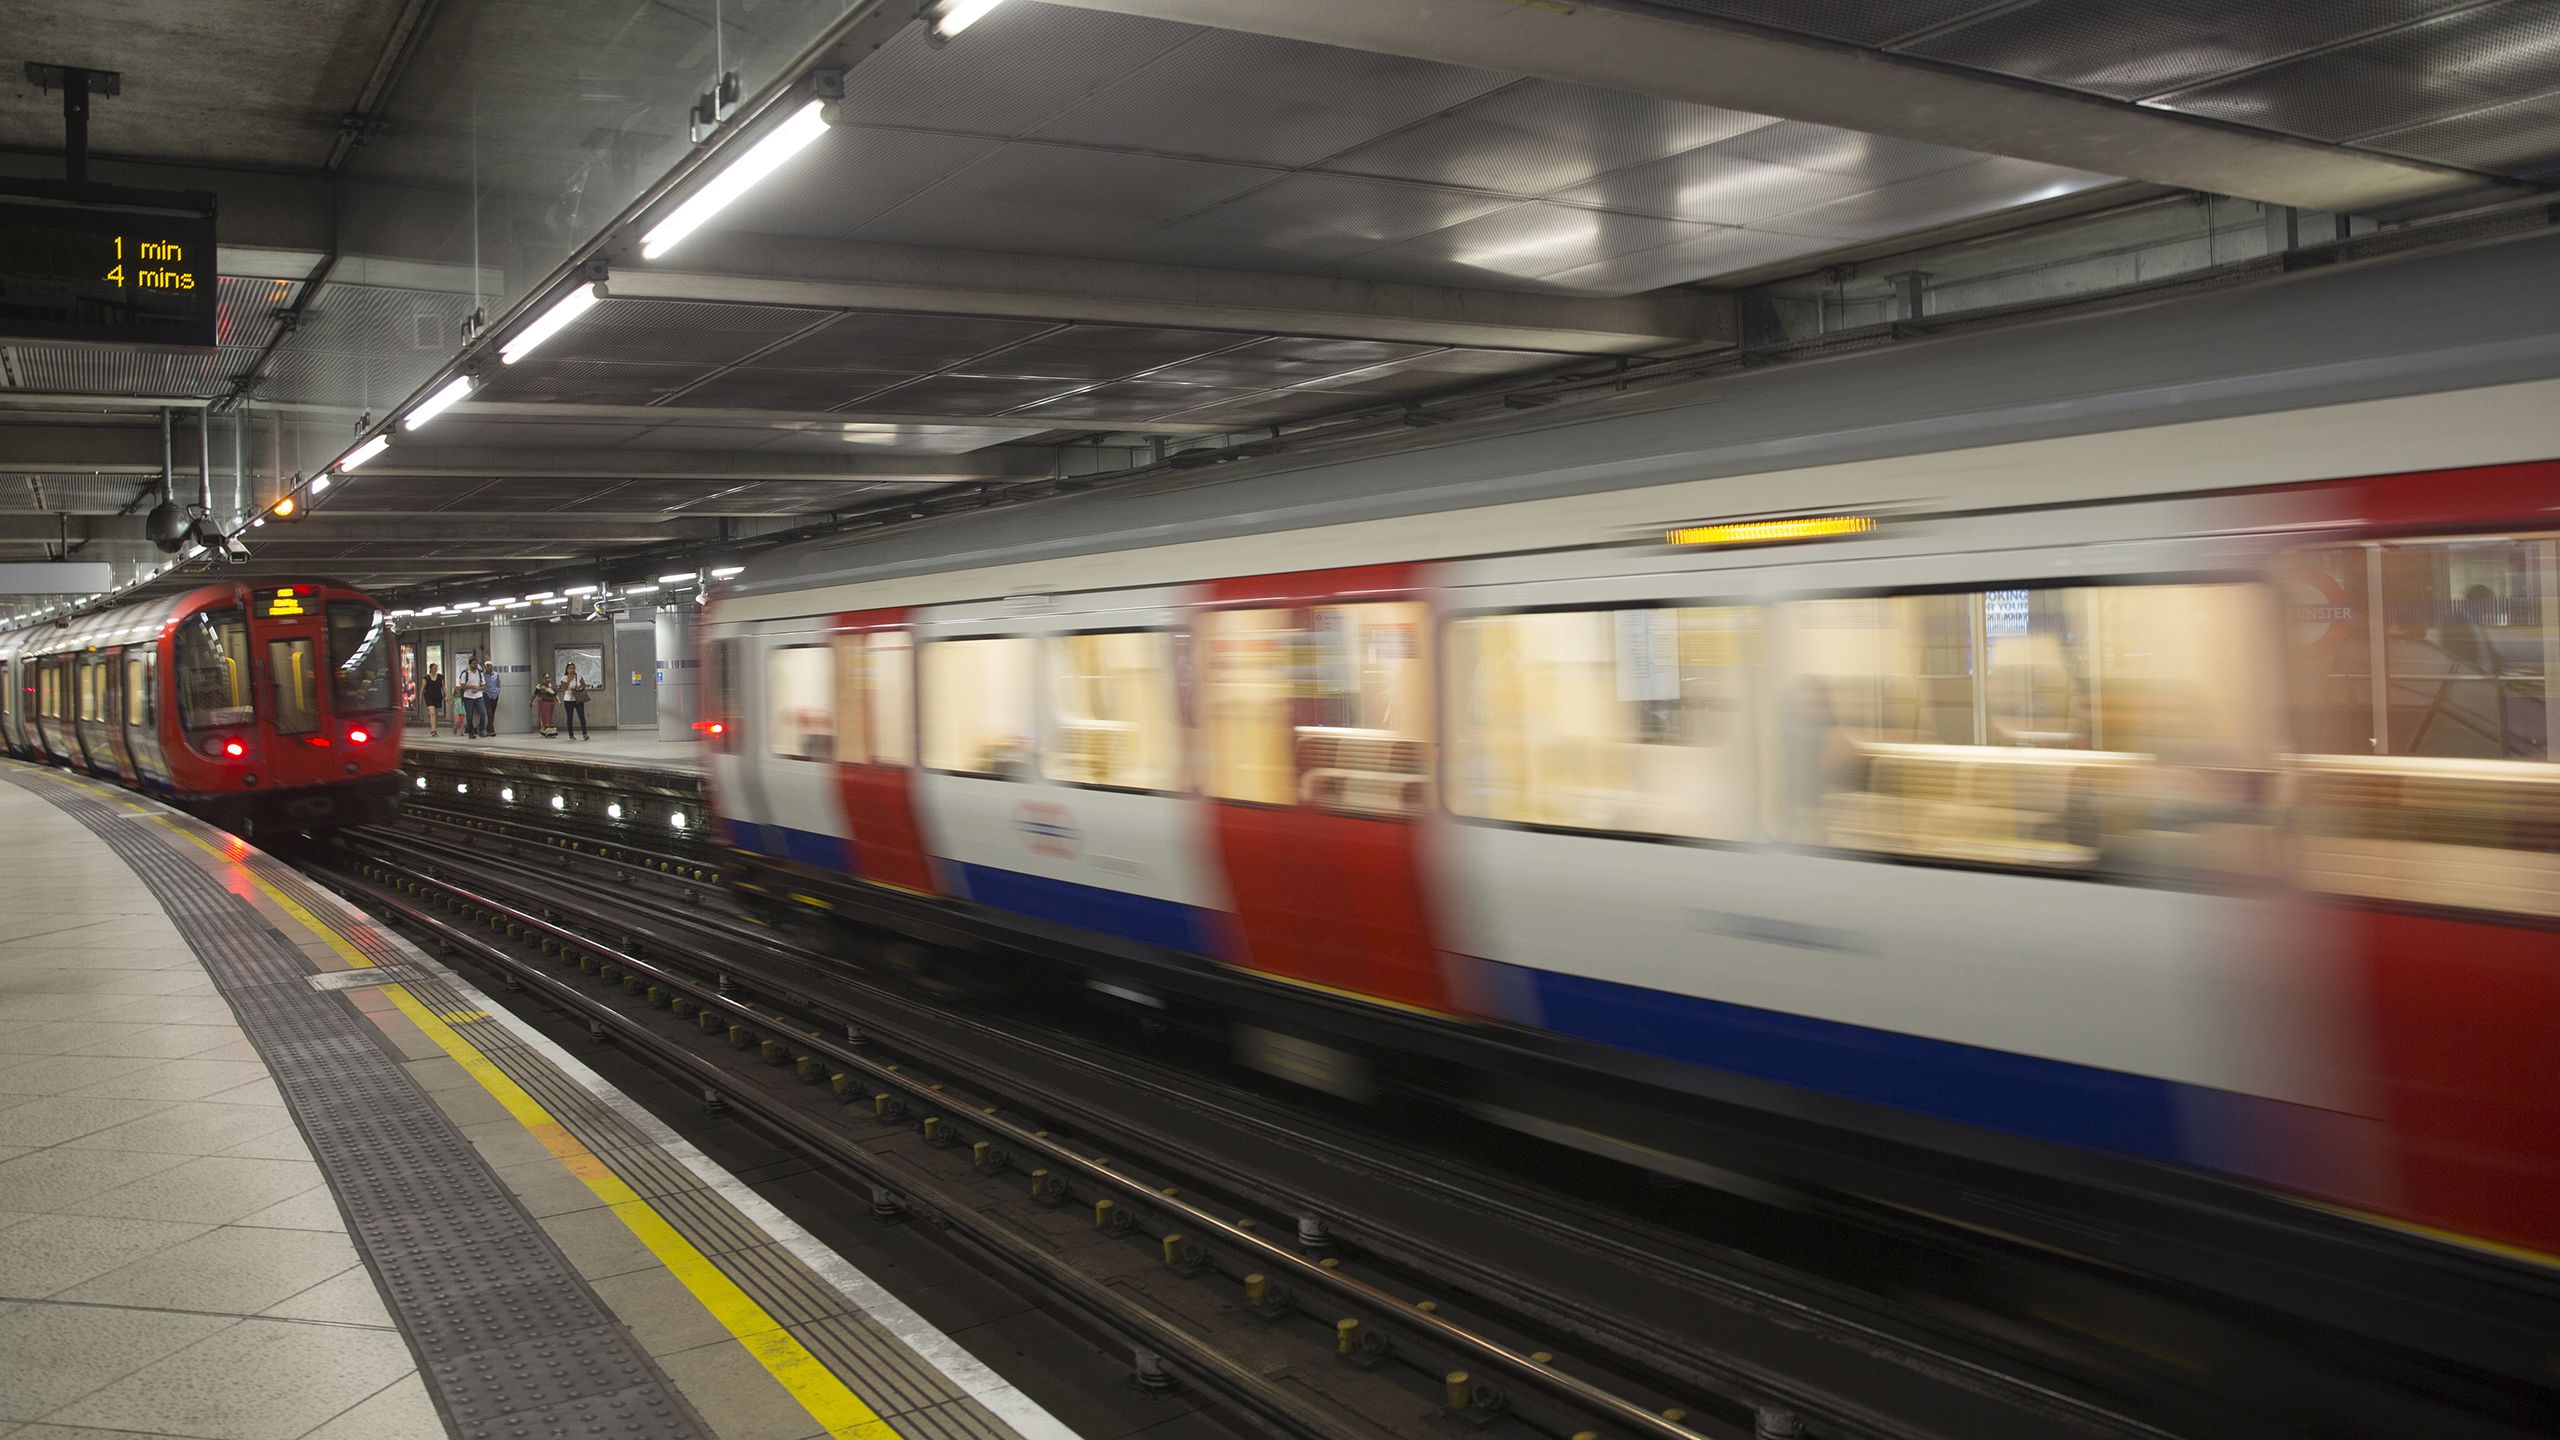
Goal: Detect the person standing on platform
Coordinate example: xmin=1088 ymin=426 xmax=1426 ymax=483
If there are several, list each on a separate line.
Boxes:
xmin=533 ymin=671 xmax=559 ymax=738
xmin=458 ymin=664 xmax=486 ymax=738
xmin=421 ymin=665 xmax=446 ymax=737
xmin=561 ymin=662 xmax=593 ymax=741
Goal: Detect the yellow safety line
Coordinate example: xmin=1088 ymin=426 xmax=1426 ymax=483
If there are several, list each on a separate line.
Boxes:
xmin=378 ymin=984 xmax=905 ymax=1439
xmin=40 ymin=772 xmax=908 ymax=1440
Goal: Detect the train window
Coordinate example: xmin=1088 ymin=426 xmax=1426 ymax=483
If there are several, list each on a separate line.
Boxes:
xmin=2286 ymin=533 xmax=2555 ymax=917
xmin=922 ymin=636 xmax=1035 ymax=779
xmin=267 ymin=638 xmax=321 ymax=735
xmin=176 ymin=608 xmax=253 ymax=732
xmin=77 ymin=661 xmax=100 ymax=724
xmin=712 ymin=638 xmax=741 ymax=752
xmin=1202 ymin=603 xmax=1432 ymax=816
xmin=871 ymin=632 xmax=914 ymax=766
xmin=1448 ymin=606 xmax=1760 ymax=839
xmin=124 ymin=655 xmax=150 ymax=727
xmin=828 ymin=631 xmax=915 ymax=767
xmin=1045 ymin=631 xmax=1180 ymax=792
xmin=767 ymin=644 xmax=834 ymax=761
xmin=1783 ymin=583 xmax=2275 ymax=883
xmin=326 ymin=603 xmax=395 ymax=713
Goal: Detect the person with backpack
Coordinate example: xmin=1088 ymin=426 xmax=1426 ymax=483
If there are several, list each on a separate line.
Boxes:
xmin=457 ymin=663 xmax=486 ymax=738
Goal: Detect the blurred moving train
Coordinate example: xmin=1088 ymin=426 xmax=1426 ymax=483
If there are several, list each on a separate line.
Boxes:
xmin=0 ymin=581 xmax=404 ymax=831
xmin=707 ymin=239 xmax=2559 ymax=1369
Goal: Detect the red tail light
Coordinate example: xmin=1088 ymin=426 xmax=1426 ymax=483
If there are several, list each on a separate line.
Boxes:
xmin=348 ymin=728 xmax=370 ymax=745
xmin=693 ymin=720 xmax=725 ymax=736
xmin=305 ymin=736 xmax=332 ymax=747
xmin=222 ymin=738 xmax=246 ymax=758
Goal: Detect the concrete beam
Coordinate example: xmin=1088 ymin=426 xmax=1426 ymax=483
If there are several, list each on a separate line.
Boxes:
xmin=1037 ymin=0 xmax=2522 ymax=216
xmin=0 ymin=421 xmax=182 ymax=474
xmin=367 ymin=442 xmax=1059 ymax=482
xmin=611 ymin=236 xmax=1733 ymax=354
xmin=447 ymin=400 xmax=1238 ymax=437
xmin=236 ymin=519 xmax=720 ymax=544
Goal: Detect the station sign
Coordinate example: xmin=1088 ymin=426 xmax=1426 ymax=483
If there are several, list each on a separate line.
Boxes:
xmin=0 ymin=200 xmax=218 ymax=347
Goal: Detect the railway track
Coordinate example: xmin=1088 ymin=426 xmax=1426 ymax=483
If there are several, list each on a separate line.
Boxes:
xmin=302 ymin=794 xmax=2552 ymax=1440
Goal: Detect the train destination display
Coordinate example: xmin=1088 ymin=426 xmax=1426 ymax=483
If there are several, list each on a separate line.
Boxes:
xmin=0 ymin=200 xmax=217 ymax=346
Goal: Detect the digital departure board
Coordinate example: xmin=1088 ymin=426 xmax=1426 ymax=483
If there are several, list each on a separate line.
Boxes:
xmin=0 ymin=200 xmax=217 ymax=347
xmin=258 ymin=586 xmax=312 ymax=620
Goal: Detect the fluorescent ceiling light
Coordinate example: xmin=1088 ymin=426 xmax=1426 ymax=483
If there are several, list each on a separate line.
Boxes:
xmin=659 ymin=571 xmax=698 ymax=585
xmin=639 ymin=99 xmax=831 ymax=260
xmin=404 ymin=374 xmax=475 ymax=430
xmin=709 ymin=565 xmax=744 ymax=578
xmin=564 ymin=584 xmax=598 ymax=596
xmin=334 ymin=436 xmax=388 ymax=472
xmin=501 ymin=283 xmax=602 ymax=365
xmin=933 ymin=0 xmax=1008 ymax=40
xmin=489 ymin=596 xmax=517 ymax=606
xmin=526 ymin=591 xmax=556 ymax=601
xmin=251 ymin=517 xmax=266 ymax=528
xmin=622 ymin=583 xmax=660 ymax=595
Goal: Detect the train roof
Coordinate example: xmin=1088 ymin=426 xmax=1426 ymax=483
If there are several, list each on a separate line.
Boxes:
xmin=0 ymin=580 xmax=379 ymax=659
xmin=726 ymin=223 xmax=2560 ymax=607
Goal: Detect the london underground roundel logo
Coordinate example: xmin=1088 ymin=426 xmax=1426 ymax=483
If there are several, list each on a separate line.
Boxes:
xmin=2284 ymin=562 xmax=2357 ymax=658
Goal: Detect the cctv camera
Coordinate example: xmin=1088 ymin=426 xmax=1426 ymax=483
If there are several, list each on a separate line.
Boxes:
xmin=221 ymin=535 xmax=251 ymax=562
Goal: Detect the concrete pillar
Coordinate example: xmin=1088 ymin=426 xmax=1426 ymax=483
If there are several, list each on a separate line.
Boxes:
xmin=654 ymin=603 xmax=698 ymax=742
xmin=486 ymin=616 xmax=530 ymax=736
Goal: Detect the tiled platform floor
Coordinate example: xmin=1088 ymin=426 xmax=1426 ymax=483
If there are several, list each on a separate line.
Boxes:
xmin=406 ymin=729 xmax=702 ymax=775
xmin=0 ymin=779 xmax=441 ymax=1440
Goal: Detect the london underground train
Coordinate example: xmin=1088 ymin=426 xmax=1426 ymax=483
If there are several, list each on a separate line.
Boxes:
xmin=704 ymin=239 xmax=2560 ymax=1370
xmin=0 ymin=580 xmax=404 ymax=831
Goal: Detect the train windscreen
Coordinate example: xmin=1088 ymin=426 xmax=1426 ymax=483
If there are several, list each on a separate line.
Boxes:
xmin=175 ymin=607 xmax=253 ymax=733
xmin=327 ymin=602 xmax=395 ymax=714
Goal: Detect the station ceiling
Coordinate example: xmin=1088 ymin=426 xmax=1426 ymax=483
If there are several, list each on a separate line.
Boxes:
xmin=2 ymin=0 xmax=2554 ymax=621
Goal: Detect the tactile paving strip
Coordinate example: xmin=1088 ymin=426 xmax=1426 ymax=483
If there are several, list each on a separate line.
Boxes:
xmin=10 ymin=774 xmax=712 ymax=1440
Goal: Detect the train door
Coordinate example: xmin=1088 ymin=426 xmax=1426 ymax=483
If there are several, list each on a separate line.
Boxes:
xmin=831 ymin=610 xmax=936 ymax=893
xmin=124 ymin=646 xmax=165 ymax=790
xmin=750 ymin=623 xmax=852 ymax=872
xmin=703 ymin=631 xmax=772 ymax=854
xmin=96 ymin=647 xmax=137 ymax=783
xmin=2280 ymin=502 xmax=2560 ymax=1257
xmin=1199 ymin=566 xmax=1451 ymax=1012
xmin=75 ymin=654 xmax=113 ymax=776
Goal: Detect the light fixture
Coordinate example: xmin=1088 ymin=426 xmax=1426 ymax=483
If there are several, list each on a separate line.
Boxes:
xmin=640 ymin=99 xmax=832 ymax=260
xmin=272 ymin=495 xmax=299 ymax=520
xmin=709 ymin=565 xmax=743 ymax=578
xmin=252 ymin=517 xmax=267 ymax=528
xmin=931 ymin=0 xmax=1008 ymax=41
xmin=333 ymin=436 xmax=387 ymax=473
xmin=550 ymin=794 xmax=566 ymax=811
xmin=622 ymin=583 xmax=660 ymax=595
xmin=489 ymin=596 xmax=517 ymax=606
xmin=564 ymin=584 xmax=598 ymax=597
xmin=500 ymin=282 xmax=603 ymax=365
xmin=526 ymin=591 xmax=556 ymax=601
xmin=501 ymin=786 xmax=515 ymax=802
xmin=456 ymin=782 xmax=469 ymax=795
xmin=414 ymin=776 xmax=427 ymax=790
xmin=404 ymin=374 xmax=475 ymax=430
xmin=659 ymin=571 xmax=698 ymax=585
xmin=669 ymin=811 xmax=688 ymax=831
xmin=606 ymin=802 xmax=623 ymax=820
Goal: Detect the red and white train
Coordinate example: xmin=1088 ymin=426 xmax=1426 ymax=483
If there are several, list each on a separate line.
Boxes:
xmin=705 ymin=239 xmax=2560 ymax=1368
xmin=0 ymin=580 xmax=404 ymax=831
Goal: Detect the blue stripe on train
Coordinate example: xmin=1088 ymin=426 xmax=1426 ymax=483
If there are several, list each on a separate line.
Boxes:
xmin=776 ymin=825 xmax=849 ymax=873
xmin=1508 ymin=963 xmax=2191 ymax=1164
xmin=950 ymin=862 xmax=1213 ymax=955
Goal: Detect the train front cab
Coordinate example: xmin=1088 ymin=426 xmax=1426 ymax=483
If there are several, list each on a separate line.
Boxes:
xmin=167 ymin=584 xmax=404 ymax=832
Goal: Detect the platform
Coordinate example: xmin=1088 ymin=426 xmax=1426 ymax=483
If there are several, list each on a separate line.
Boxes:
xmin=0 ymin=763 xmax=1088 ymax=1440
xmin=407 ymin=728 xmax=705 ymax=775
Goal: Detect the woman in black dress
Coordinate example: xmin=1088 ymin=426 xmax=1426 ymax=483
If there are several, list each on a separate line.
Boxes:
xmin=421 ymin=665 xmax=446 ymax=737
